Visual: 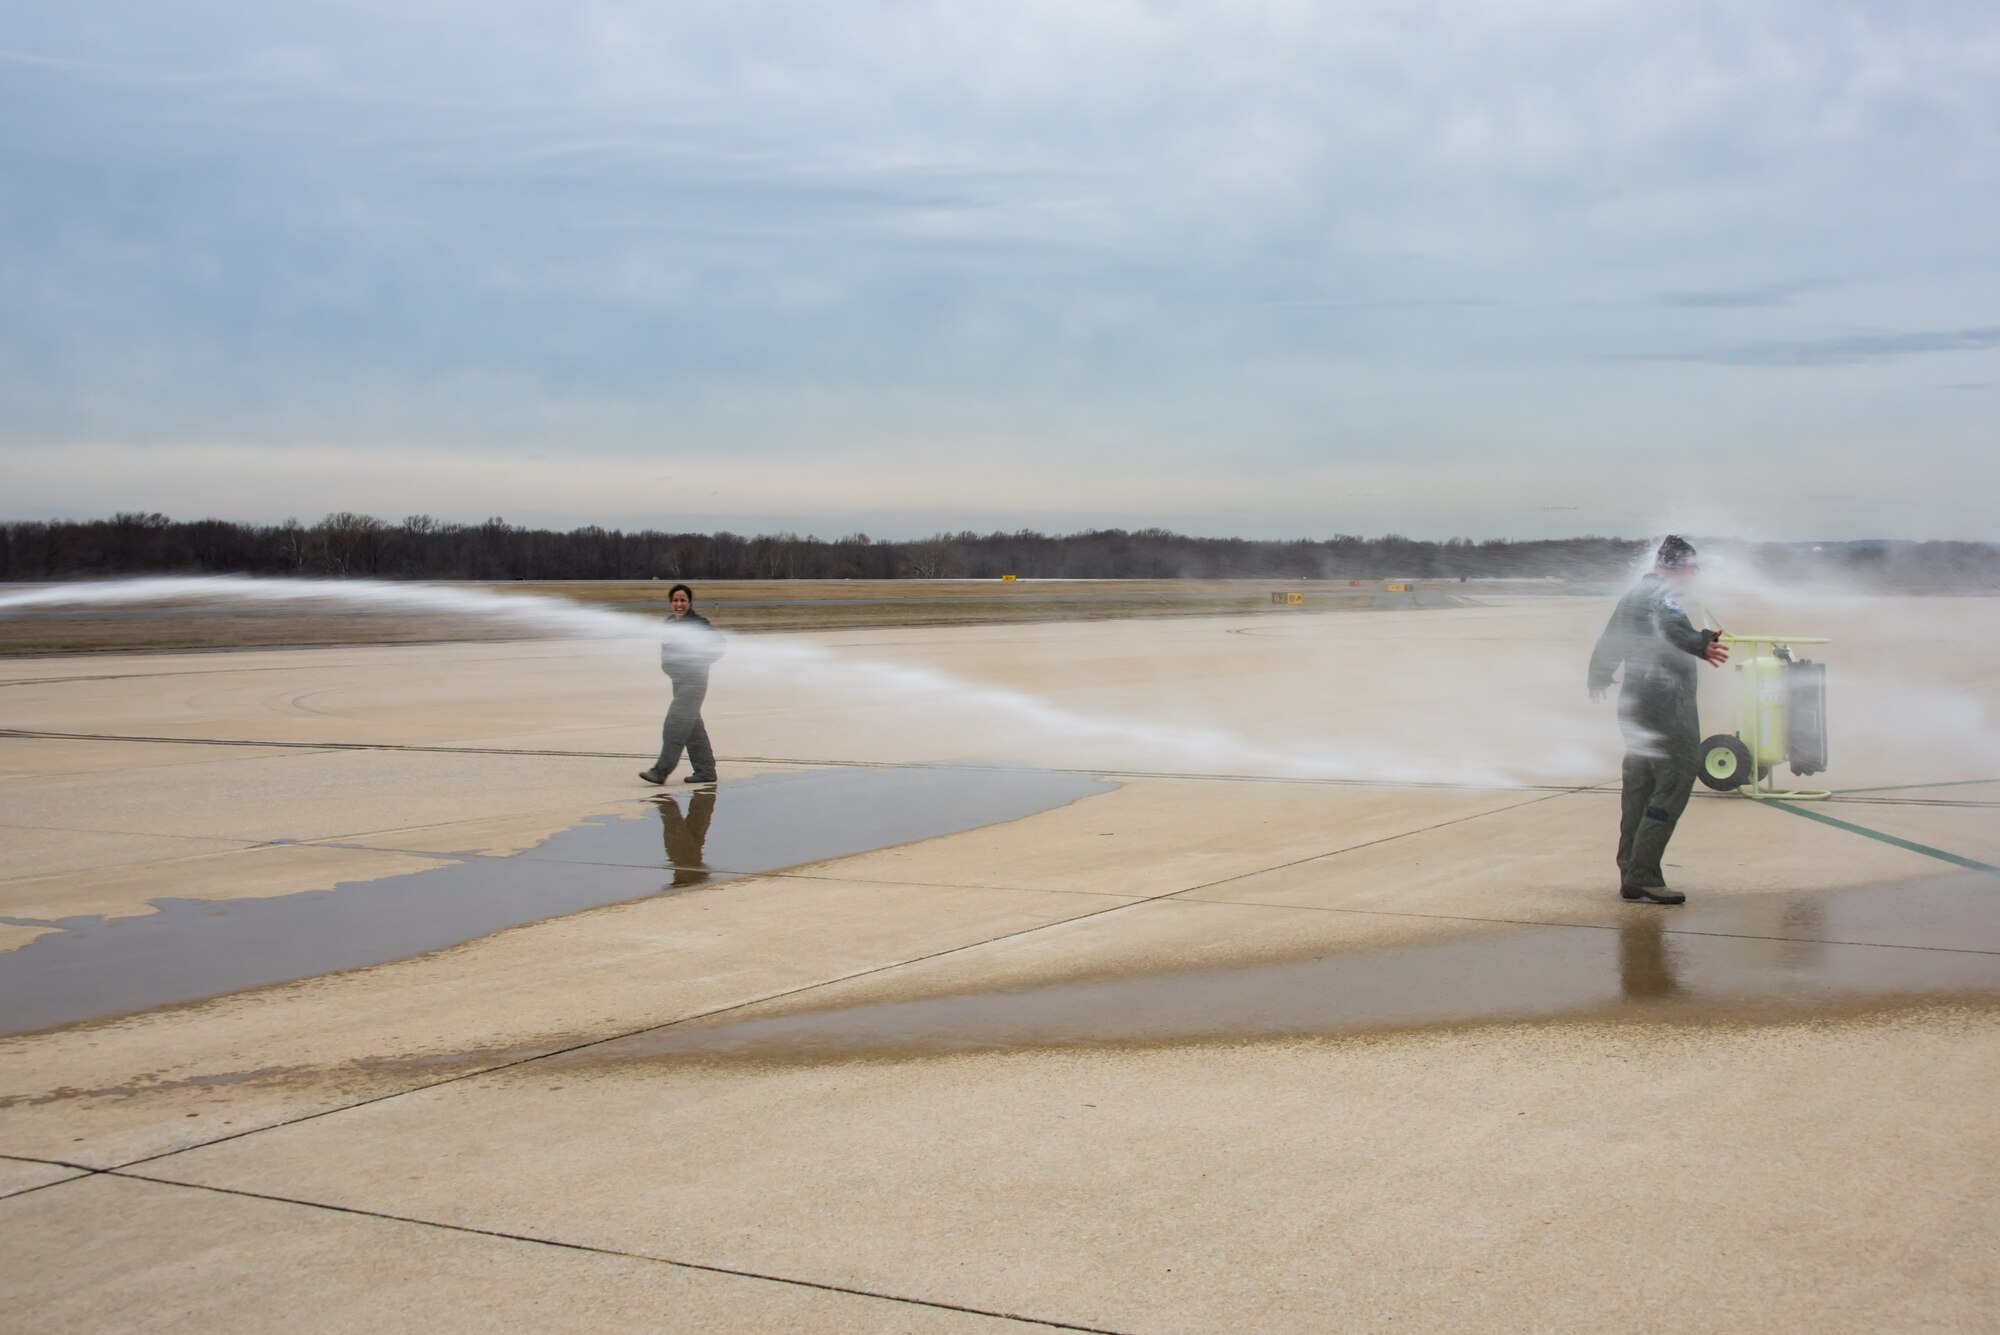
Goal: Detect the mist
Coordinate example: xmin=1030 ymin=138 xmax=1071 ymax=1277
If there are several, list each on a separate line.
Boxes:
xmin=4 ymin=574 xmax=1992 ymax=795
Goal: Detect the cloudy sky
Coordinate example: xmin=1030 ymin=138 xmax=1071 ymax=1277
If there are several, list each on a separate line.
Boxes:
xmin=3 ymin=1 xmax=1996 ymax=540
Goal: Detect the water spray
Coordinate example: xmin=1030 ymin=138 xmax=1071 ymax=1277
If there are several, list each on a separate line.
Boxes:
xmin=0 ymin=577 xmax=1528 ymax=787
xmin=7 ymin=573 xmax=1987 ymax=793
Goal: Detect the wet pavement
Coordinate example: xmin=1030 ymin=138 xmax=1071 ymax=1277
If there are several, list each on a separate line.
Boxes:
xmin=5 ymin=599 xmax=1999 ymax=1334
xmin=0 ymin=765 xmax=1110 ymax=1036
xmin=567 ymin=874 xmax=2000 ymax=1066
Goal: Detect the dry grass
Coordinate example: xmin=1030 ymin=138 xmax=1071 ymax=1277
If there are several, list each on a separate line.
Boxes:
xmin=0 ymin=611 xmax=530 ymax=656
xmin=0 ymin=578 xmax=1491 ymax=655
xmin=522 ymin=579 xmax=1385 ymax=630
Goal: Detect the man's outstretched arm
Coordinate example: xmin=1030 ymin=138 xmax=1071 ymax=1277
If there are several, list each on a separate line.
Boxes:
xmin=1656 ymin=601 xmax=1728 ymax=667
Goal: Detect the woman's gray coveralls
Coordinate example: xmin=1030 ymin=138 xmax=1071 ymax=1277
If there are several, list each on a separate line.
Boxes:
xmin=653 ymin=611 xmax=724 ymax=780
xmin=1587 ymin=574 xmax=1721 ymax=892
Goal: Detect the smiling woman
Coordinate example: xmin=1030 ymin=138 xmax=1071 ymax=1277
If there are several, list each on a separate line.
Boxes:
xmin=638 ymin=582 xmax=724 ymax=785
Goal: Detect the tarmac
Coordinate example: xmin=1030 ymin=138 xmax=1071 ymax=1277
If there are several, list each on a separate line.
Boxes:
xmin=2 ymin=592 xmax=1997 ymax=1332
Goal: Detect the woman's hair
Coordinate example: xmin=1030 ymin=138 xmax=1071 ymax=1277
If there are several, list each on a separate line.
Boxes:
xmin=668 ymin=583 xmax=695 ymax=601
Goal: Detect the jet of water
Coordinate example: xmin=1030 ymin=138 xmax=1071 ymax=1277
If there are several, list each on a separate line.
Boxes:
xmin=11 ymin=572 xmax=1986 ymax=790
xmin=0 ymin=576 xmax=1541 ymax=785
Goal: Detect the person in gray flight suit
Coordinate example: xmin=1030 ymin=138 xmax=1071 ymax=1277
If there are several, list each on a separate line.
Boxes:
xmin=1587 ymin=535 xmax=1729 ymax=904
xmin=639 ymin=583 xmax=724 ymax=786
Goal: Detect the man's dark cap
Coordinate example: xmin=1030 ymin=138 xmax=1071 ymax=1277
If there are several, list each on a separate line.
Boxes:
xmin=1656 ymin=535 xmax=1696 ymax=568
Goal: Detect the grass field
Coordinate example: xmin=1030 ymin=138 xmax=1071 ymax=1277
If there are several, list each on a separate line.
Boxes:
xmin=0 ymin=577 xmax=1540 ymax=654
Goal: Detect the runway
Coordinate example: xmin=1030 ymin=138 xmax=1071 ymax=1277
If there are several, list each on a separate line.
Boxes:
xmin=3 ymin=592 xmax=1997 ymax=1332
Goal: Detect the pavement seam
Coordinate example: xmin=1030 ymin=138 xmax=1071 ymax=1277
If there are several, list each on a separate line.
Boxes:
xmin=0 ymin=1177 xmax=104 ymax=1203
xmin=301 ymin=842 xmax=1163 ymax=900
xmin=59 ymin=781 xmax=1984 ymax=1170
xmin=0 ymin=820 xmax=253 ymax=841
xmin=46 ymin=774 xmax=1947 ymax=1180
xmin=1157 ymin=783 xmax=1595 ymax=901
xmin=0 ymin=1154 xmax=109 ymax=1202
xmin=1822 ymin=797 xmax=2000 ymax=810
xmin=730 ymin=871 xmax=1151 ymax=899
xmin=0 ymin=665 xmax=325 ymax=687
xmin=255 ymin=852 xmax=1169 ymax=906
xmin=1833 ymin=777 xmax=2000 ymax=796
xmin=0 ymin=729 xmax=1588 ymax=793
xmin=0 ymin=1151 xmax=100 ymax=1169
xmin=1158 ymin=893 xmax=2000 ymax=956
xmin=0 ymin=836 xmax=291 ymax=891
xmin=111 ymin=898 xmax=1200 ymax=1171
xmin=113 ymin=785 xmax=1599 ymax=1174
xmin=0 ymin=728 xmax=638 ymax=759
xmin=100 ymin=1171 xmax=1139 ymax=1335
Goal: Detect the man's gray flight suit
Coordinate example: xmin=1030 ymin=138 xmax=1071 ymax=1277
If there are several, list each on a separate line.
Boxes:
xmin=1588 ymin=573 xmax=1720 ymax=892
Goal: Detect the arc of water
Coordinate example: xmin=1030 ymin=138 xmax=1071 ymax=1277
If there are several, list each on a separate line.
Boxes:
xmin=0 ymin=576 xmax=1532 ymax=785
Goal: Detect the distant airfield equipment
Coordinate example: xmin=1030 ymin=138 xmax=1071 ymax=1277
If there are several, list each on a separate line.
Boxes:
xmin=1696 ymin=621 xmax=1831 ymax=800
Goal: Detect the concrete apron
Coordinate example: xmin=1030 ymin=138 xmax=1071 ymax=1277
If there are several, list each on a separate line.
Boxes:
xmin=3 ymin=601 xmax=1998 ymax=1333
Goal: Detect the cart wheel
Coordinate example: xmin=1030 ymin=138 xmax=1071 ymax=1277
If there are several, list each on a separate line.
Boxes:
xmin=1699 ymin=735 xmax=1752 ymax=791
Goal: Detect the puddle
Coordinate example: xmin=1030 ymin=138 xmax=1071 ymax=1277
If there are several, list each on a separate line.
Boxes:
xmin=0 ymin=765 xmax=1111 ymax=1037
xmin=569 ymin=875 xmax=2000 ymax=1067
xmin=509 ymin=766 xmax=1115 ymax=879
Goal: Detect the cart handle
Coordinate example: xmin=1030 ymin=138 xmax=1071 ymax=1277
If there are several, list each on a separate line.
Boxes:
xmin=1699 ymin=609 xmax=1829 ymax=645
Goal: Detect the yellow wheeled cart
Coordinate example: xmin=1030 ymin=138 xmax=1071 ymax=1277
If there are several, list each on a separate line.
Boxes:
xmin=1697 ymin=627 xmax=1831 ymax=800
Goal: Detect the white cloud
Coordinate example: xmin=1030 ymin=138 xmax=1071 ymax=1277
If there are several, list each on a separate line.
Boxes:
xmin=10 ymin=434 xmax=1994 ymax=544
xmin=3 ymin=1 xmax=1998 ymax=538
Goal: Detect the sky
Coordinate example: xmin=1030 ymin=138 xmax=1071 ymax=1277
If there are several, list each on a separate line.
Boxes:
xmin=2 ymin=1 xmax=1997 ymax=542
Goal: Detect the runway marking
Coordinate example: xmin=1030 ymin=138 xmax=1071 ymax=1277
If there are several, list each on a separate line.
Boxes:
xmin=1757 ymin=799 xmax=2000 ymax=875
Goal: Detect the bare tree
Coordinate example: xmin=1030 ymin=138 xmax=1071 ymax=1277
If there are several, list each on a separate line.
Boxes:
xmin=275 ymin=519 xmax=310 ymax=572
xmin=313 ymin=512 xmax=388 ymax=575
xmin=898 ymin=538 xmax=962 ymax=579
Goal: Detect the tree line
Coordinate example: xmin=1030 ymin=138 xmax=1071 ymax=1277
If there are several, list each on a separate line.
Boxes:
xmin=3 ymin=513 xmax=1997 ymax=589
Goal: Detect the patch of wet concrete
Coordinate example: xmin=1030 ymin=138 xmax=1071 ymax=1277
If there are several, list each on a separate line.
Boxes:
xmin=570 ymin=875 xmax=2000 ymax=1067
xmin=0 ymin=765 xmax=1111 ymax=1037
xmin=512 ymin=766 xmax=1115 ymax=879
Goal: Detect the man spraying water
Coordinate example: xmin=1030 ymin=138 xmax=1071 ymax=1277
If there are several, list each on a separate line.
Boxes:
xmin=1588 ymin=536 xmax=1729 ymax=904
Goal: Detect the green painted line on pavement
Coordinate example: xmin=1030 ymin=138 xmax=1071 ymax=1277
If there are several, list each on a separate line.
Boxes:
xmin=1831 ymin=777 xmax=2000 ymax=796
xmin=1759 ymin=799 xmax=2000 ymax=875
